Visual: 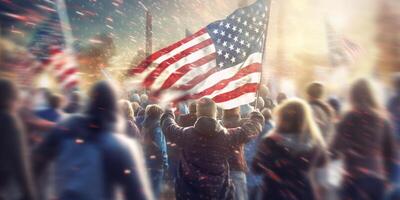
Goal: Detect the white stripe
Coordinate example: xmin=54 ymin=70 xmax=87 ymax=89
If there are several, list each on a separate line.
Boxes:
xmin=204 ymin=73 xmax=261 ymax=99
xmin=159 ymin=52 xmax=262 ymax=102
xmin=61 ymin=74 xmax=78 ymax=88
xmin=151 ymin=44 xmax=215 ymax=90
xmin=174 ymin=59 xmax=216 ymax=86
xmin=216 ymin=92 xmax=257 ymax=109
xmin=133 ymin=33 xmax=211 ymax=84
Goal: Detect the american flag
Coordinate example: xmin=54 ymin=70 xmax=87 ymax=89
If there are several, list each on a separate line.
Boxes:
xmin=29 ymin=8 xmax=78 ymax=92
xmin=129 ymin=0 xmax=270 ymax=109
xmin=326 ymin=21 xmax=362 ymax=67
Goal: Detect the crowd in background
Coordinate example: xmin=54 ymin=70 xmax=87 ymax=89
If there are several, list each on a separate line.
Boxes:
xmin=0 ymin=75 xmax=400 ymax=200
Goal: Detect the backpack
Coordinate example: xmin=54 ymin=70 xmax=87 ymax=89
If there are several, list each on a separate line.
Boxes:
xmin=54 ymin=115 xmax=107 ymax=200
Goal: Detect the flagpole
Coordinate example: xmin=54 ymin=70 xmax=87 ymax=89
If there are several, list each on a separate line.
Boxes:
xmin=55 ymin=0 xmax=79 ymax=92
xmin=254 ymin=0 xmax=272 ymax=110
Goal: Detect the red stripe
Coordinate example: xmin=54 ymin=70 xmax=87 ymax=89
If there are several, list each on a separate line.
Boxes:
xmin=159 ymin=53 xmax=216 ymax=91
xmin=58 ymin=68 xmax=77 ymax=82
xmin=142 ymin=39 xmax=213 ymax=88
xmin=186 ymin=63 xmax=261 ymax=100
xmin=212 ymin=83 xmax=259 ymax=103
xmin=129 ymin=28 xmax=207 ymax=75
xmin=63 ymin=79 xmax=78 ymax=91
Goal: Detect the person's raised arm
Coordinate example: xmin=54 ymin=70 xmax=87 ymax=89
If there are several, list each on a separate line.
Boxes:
xmin=160 ymin=109 xmax=187 ymax=146
xmin=227 ymin=111 xmax=264 ymax=146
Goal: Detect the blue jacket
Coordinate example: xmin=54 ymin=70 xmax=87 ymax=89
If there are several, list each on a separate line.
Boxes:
xmin=142 ymin=118 xmax=168 ymax=170
xmin=244 ymin=120 xmax=273 ymax=187
xmin=36 ymin=108 xmax=62 ymax=122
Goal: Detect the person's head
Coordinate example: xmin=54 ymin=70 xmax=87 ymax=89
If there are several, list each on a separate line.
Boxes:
xmin=275 ymin=98 xmax=325 ymax=147
xmin=253 ymin=97 xmax=265 ymax=110
xmin=259 ymin=84 xmax=270 ymax=98
xmin=276 ymin=92 xmax=287 ymax=104
xmin=140 ymin=94 xmax=148 ymax=103
xmin=119 ymin=100 xmax=135 ymax=121
xmin=222 ymin=107 xmax=241 ymax=120
xmin=328 ymin=97 xmax=341 ymax=116
xmin=261 ymin=108 xmax=272 ymax=122
xmin=145 ymin=104 xmax=163 ymax=120
xmin=393 ymin=73 xmax=400 ymax=94
xmin=306 ymin=82 xmax=324 ymax=100
xmin=197 ymin=97 xmax=217 ymax=119
xmin=48 ymin=93 xmax=63 ymax=109
xmin=350 ymin=78 xmax=379 ymax=112
xmin=0 ymin=78 xmax=19 ymax=112
xmin=69 ymin=91 xmax=81 ymax=104
xmin=131 ymin=93 xmax=141 ymax=103
xmin=189 ymin=101 xmax=197 ymax=115
xmin=86 ymin=81 xmax=119 ymax=130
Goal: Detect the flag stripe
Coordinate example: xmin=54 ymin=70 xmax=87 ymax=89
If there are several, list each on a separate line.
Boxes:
xmin=212 ymin=83 xmax=258 ymax=103
xmin=159 ymin=53 xmax=217 ymax=91
xmin=58 ymin=68 xmax=77 ymax=82
xmin=143 ymin=39 xmax=213 ymax=88
xmin=184 ymin=63 xmax=261 ymax=100
xmin=129 ymin=28 xmax=208 ymax=75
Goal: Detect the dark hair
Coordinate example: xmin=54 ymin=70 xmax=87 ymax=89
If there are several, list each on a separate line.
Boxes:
xmin=350 ymin=79 xmax=379 ymax=112
xmin=189 ymin=102 xmax=197 ymax=114
xmin=86 ymin=81 xmax=118 ymax=131
xmin=307 ymin=82 xmax=324 ymax=99
xmin=0 ymin=79 xmax=18 ymax=111
xmin=48 ymin=93 xmax=62 ymax=109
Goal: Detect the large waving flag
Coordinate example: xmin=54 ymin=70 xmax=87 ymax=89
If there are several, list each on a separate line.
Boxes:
xmin=29 ymin=2 xmax=78 ymax=92
xmin=129 ymin=0 xmax=271 ymax=109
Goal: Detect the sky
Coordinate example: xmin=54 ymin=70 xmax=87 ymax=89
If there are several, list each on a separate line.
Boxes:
xmin=0 ymin=0 xmax=394 ymax=83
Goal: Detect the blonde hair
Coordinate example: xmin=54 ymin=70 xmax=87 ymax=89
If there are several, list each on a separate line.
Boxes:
xmin=145 ymin=104 xmax=163 ymax=119
xmin=274 ymin=98 xmax=326 ymax=148
xmin=119 ymin=100 xmax=135 ymax=121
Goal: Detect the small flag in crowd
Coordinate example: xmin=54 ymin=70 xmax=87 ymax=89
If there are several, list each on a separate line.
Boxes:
xmin=29 ymin=8 xmax=78 ymax=92
xmin=326 ymin=21 xmax=362 ymax=67
xmin=129 ymin=0 xmax=270 ymax=109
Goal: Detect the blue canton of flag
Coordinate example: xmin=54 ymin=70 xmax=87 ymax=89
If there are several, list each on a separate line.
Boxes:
xmin=29 ymin=12 xmax=66 ymax=64
xmin=206 ymin=0 xmax=268 ymax=69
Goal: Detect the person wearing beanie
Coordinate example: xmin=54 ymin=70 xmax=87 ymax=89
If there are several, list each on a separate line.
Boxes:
xmin=161 ymin=98 xmax=264 ymax=200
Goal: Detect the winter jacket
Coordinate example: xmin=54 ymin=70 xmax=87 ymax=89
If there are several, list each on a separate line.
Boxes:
xmin=178 ymin=113 xmax=197 ymax=127
xmin=220 ymin=116 xmax=247 ymax=172
xmin=161 ymin=110 xmax=263 ymax=200
xmin=252 ymin=132 xmax=326 ymax=200
xmin=142 ymin=118 xmax=168 ymax=170
xmin=35 ymin=108 xmax=63 ymax=123
xmin=309 ymin=100 xmax=334 ymax=141
xmin=126 ymin=119 xmax=142 ymax=140
xmin=388 ymin=94 xmax=400 ymax=140
xmin=33 ymin=114 xmax=154 ymax=200
xmin=331 ymin=111 xmax=397 ymax=182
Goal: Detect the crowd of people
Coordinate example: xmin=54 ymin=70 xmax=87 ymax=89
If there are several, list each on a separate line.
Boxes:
xmin=0 ymin=75 xmax=399 ymax=200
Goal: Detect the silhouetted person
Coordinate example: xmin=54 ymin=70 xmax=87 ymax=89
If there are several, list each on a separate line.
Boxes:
xmin=34 ymin=81 xmax=154 ymax=200
xmin=0 ymin=79 xmax=37 ymax=200
xmin=36 ymin=93 xmax=64 ymax=122
xmin=331 ymin=79 xmax=397 ymax=200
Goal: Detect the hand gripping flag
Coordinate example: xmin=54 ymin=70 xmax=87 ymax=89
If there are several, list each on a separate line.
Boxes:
xmin=129 ymin=0 xmax=271 ymax=109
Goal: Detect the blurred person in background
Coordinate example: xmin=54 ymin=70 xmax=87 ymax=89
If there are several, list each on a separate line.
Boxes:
xmin=64 ymin=91 xmax=82 ymax=114
xmin=220 ymin=107 xmax=248 ymax=200
xmin=178 ymin=101 xmax=197 ymax=127
xmin=119 ymin=100 xmax=142 ymax=140
xmin=250 ymin=97 xmax=265 ymax=111
xmin=306 ymin=82 xmax=335 ymax=199
xmin=276 ymin=92 xmax=287 ymax=105
xmin=252 ymin=99 xmax=327 ymax=200
xmin=131 ymin=102 xmax=143 ymax=117
xmin=160 ymin=98 xmax=264 ymax=200
xmin=140 ymin=94 xmax=149 ymax=108
xmin=33 ymin=81 xmax=154 ymax=200
xmin=36 ymin=93 xmax=65 ymax=123
xmin=330 ymin=78 xmax=397 ymax=200
xmin=328 ymin=97 xmax=342 ymax=122
xmin=387 ymin=73 xmax=400 ymax=140
xmin=18 ymin=89 xmax=55 ymax=147
xmin=142 ymin=104 xmax=168 ymax=198
xmin=245 ymin=108 xmax=274 ymax=200
xmin=0 ymin=79 xmax=37 ymax=200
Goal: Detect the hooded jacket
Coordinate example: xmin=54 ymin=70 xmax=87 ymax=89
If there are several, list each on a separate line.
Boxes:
xmin=252 ymin=132 xmax=326 ymax=200
xmin=161 ymin=110 xmax=263 ymax=200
